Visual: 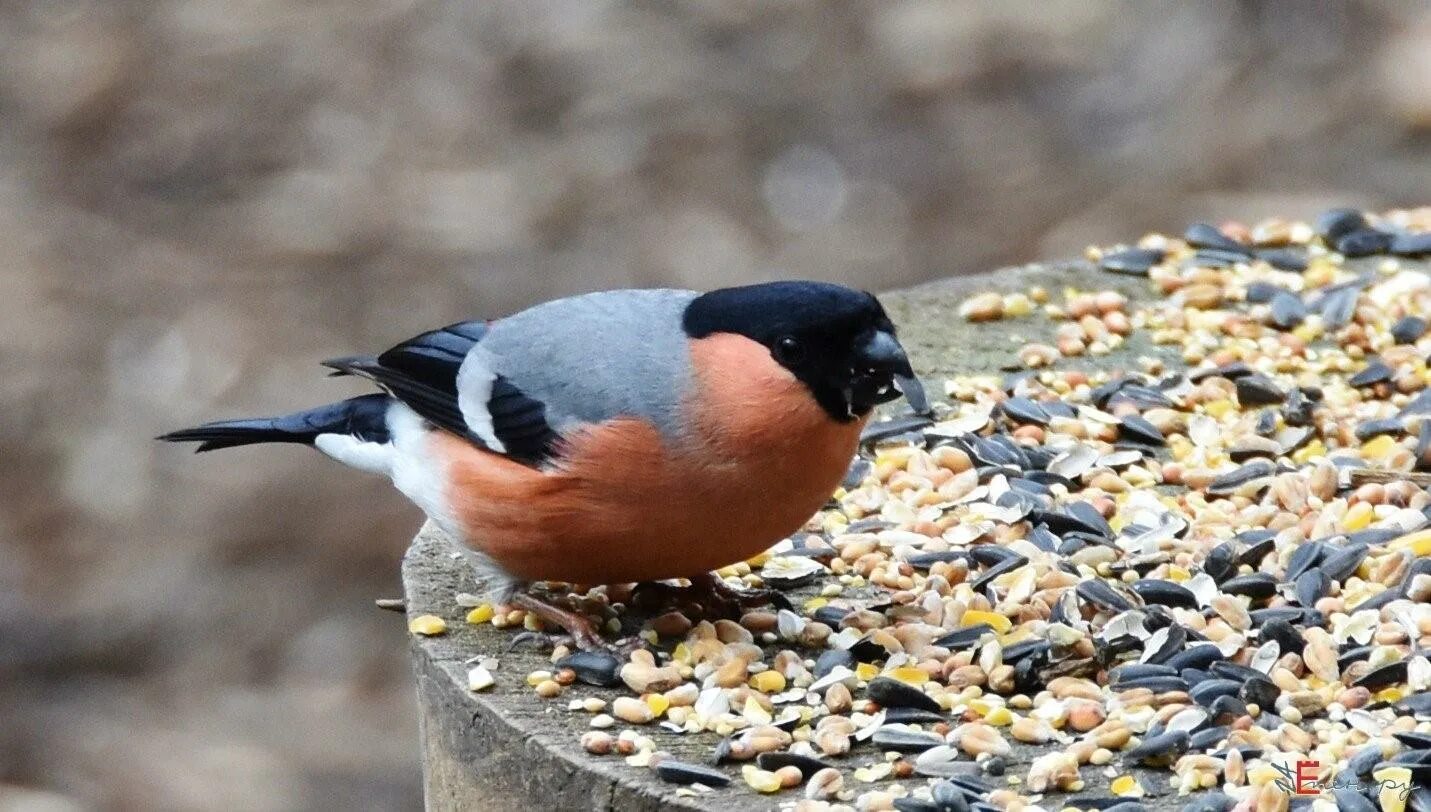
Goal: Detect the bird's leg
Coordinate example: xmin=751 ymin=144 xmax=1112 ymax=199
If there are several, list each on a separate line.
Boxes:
xmin=630 ymin=572 xmax=792 ymax=618
xmin=691 ymin=571 xmax=795 ymax=614
xmin=512 ymin=592 xmax=606 ymax=651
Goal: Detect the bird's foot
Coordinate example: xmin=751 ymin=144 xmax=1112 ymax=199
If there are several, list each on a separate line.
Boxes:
xmin=511 ymin=592 xmax=607 ymax=651
xmin=630 ymin=571 xmax=792 ymax=619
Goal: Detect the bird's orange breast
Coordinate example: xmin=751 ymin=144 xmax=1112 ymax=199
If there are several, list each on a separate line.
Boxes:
xmin=435 ymin=333 xmax=864 ymax=585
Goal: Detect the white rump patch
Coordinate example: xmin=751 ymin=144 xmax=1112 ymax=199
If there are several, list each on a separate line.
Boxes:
xmin=387 ymin=403 xmax=453 ymax=530
xmin=454 ymin=347 xmax=507 ymax=453
xmin=314 ymin=434 xmax=394 ymax=475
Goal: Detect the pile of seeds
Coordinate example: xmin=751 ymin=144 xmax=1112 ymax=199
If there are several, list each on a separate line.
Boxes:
xmin=413 ymin=207 xmax=1431 ymax=812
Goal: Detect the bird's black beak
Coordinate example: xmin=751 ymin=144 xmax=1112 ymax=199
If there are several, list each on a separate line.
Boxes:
xmin=856 ymin=330 xmax=932 ymax=416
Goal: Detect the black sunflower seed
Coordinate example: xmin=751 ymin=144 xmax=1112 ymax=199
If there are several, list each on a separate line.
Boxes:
xmin=1337 ymin=228 xmax=1393 ymax=257
xmin=1110 ymin=663 xmax=1178 ymax=684
xmin=1124 ymin=730 xmax=1190 ymax=766
xmin=1221 ymin=572 xmax=1278 ymax=599
xmin=1282 ymin=387 xmax=1315 ymax=426
xmin=1392 ymin=315 xmax=1429 ymax=344
xmin=1239 ymin=674 xmax=1280 ymax=709
xmin=813 ymin=648 xmax=855 ymax=678
xmin=1345 ymin=744 xmax=1384 ymax=777
xmin=1208 ymin=460 xmax=1277 ymax=496
xmin=971 ymin=435 xmax=1025 ymax=468
xmin=1210 ymin=661 xmax=1264 ymax=682
xmin=1355 ymin=417 xmax=1406 ymax=441
xmin=1391 ymin=231 xmax=1431 ymax=256
xmin=1189 ymin=679 xmax=1242 ymax=707
xmin=1013 ymin=475 xmax=1058 ymax=501
xmin=1067 ymin=501 xmax=1114 ymax=538
xmin=1180 ymin=791 xmax=1234 ymax=812
xmin=866 ymin=677 xmax=942 ymax=712
xmin=1284 ymin=540 xmax=1327 ymax=581
xmin=1026 ymin=524 xmax=1059 ymax=553
xmin=1194 ymin=248 xmax=1253 ymax=267
xmin=1239 ymin=536 xmax=1277 ymax=567
xmin=1142 ymin=624 xmax=1188 ymax=665
xmin=1250 ymin=606 xmax=1318 ymax=627
xmin=1261 ymin=618 xmax=1305 ymax=656
xmin=1398 ymin=692 xmax=1431 ymax=715
xmin=1394 ymin=731 xmax=1431 ymax=750
xmin=1349 ymin=360 xmax=1393 ymax=387
xmin=1257 ymin=248 xmax=1309 ymax=272
xmin=906 ymin=550 xmax=969 ymax=570
xmin=1234 ymin=375 xmax=1286 ymax=407
xmin=1184 ymin=222 xmax=1250 ymax=254
xmin=970 ymin=554 xmax=1028 ymax=593
xmin=1076 ymin=579 xmax=1134 ymax=612
xmin=1338 ymin=645 xmax=1374 ymax=672
xmin=1118 ymin=414 xmax=1166 ymax=445
xmin=1295 ymin=569 xmax=1330 ymax=607
xmin=1188 ymin=726 xmax=1230 ymax=751
xmin=1100 ymin=247 xmax=1165 ymax=276
xmin=1129 ymin=579 xmax=1199 ymax=610
xmin=892 ymin=798 xmax=941 ymax=812
xmin=1208 ymin=695 xmax=1249 ymax=724
xmin=882 ymin=707 xmax=947 ymax=725
xmin=655 ymin=759 xmax=731 ymax=786
xmin=1202 ymin=541 xmax=1240 ymax=583
xmin=1116 ymin=675 xmax=1190 ymax=693
xmin=1316 ymin=208 xmax=1368 ymax=243
xmin=1001 ymin=640 xmax=1050 ymax=664
xmin=1320 ymin=542 xmax=1369 ymax=582
xmin=1416 ymin=421 xmax=1431 ymax=472
xmin=860 ymin=415 xmax=933 ymax=445
xmin=1165 ymin=643 xmax=1224 ymax=671
xmin=1001 ymin=396 xmax=1050 ymax=426
xmin=555 ymin=650 xmax=622 ymax=687
xmin=1268 ymin=290 xmax=1306 ymax=329
xmin=1331 ymin=787 xmax=1378 ymax=812
xmin=1320 ymin=285 xmax=1360 ymax=329
xmin=1245 ymin=281 xmax=1285 ymax=304
xmin=873 ymin=726 xmax=944 ymax=752
xmin=756 ymin=752 xmax=834 ymax=778
xmin=1354 ymin=660 xmax=1409 ymax=691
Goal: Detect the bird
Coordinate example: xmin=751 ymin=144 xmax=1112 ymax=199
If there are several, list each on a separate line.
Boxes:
xmin=160 ymin=280 xmax=928 ymax=648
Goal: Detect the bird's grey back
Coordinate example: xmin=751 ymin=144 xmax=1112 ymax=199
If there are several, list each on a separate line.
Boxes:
xmin=479 ymin=288 xmax=701 ymax=440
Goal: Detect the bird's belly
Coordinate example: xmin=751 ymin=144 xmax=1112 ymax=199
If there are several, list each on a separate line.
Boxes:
xmin=440 ymin=414 xmax=860 ymax=585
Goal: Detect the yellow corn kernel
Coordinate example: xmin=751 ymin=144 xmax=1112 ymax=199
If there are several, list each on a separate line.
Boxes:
xmin=742 ymin=765 xmax=782 ymax=793
xmin=408 ymin=614 xmax=447 ymax=636
xmin=962 ymin=610 xmax=1013 ymax=634
xmin=856 ymin=663 xmax=880 ymax=682
xmin=1391 ymin=529 xmax=1431 ymax=556
xmin=984 ymin=706 xmax=1013 ymax=726
xmin=465 ymin=604 xmax=494 ymax=625
xmin=646 ymin=693 xmax=671 ymax=718
xmin=1291 ymin=439 xmax=1326 ymax=464
xmin=1204 ymin=399 xmax=1233 ymax=418
xmin=1110 ymin=775 xmax=1144 ymax=797
xmin=1343 ymin=502 xmax=1374 ymax=532
xmin=749 ymin=671 xmax=787 ymax=694
xmin=889 ymin=667 xmax=929 ymax=685
xmin=1376 ymin=766 xmax=1412 ymax=812
xmin=1361 ymin=434 xmax=1398 ymax=460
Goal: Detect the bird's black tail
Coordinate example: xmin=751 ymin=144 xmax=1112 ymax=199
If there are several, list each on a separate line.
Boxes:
xmin=158 ymin=394 xmax=392 ymax=452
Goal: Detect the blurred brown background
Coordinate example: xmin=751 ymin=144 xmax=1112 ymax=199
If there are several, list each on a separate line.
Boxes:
xmin=1 ymin=1 xmax=1428 ymax=809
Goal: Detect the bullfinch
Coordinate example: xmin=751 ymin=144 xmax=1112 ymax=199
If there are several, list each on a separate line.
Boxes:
xmin=161 ymin=281 xmax=928 ymax=648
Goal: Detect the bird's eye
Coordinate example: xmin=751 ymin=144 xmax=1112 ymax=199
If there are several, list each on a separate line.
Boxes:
xmin=773 ymin=335 xmax=805 ymax=365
